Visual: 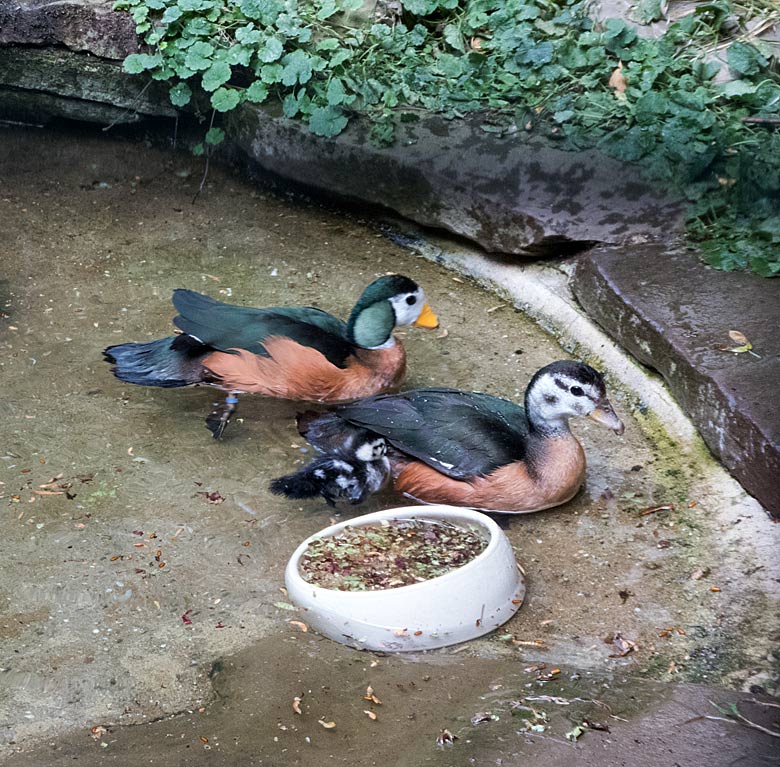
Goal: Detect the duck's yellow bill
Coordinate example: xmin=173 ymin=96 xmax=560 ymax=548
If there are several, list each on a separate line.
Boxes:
xmin=413 ymin=303 xmax=439 ymax=329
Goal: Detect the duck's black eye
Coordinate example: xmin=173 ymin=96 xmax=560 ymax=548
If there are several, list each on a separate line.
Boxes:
xmin=405 ymin=295 xmax=417 ymax=305
xmin=570 ymin=385 xmax=584 ymax=397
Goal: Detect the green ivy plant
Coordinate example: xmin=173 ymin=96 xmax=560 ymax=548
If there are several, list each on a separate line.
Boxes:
xmin=115 ymin=0 xmax=780 ymax=276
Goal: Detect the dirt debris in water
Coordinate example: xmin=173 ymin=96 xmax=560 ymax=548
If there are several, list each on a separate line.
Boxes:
xmin=0 ymin=125 xmax=777 ymax=764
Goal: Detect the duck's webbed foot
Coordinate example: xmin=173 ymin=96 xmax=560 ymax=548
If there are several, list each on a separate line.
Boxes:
xmin=206 ymin=394 xmax=239 ymax=439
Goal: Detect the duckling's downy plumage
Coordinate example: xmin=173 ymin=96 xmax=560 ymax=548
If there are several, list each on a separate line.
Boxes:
xmin=269 ymin=435 xmax=390 ymax=506
xmin=104 ymin=275 xmax=437 ymax=437
xmin=298 ymin=361 xmax=624 ymax=514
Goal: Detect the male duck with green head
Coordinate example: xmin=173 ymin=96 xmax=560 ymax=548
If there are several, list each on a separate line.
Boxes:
xmin=104 ymin=275 xmax=438 ymax=438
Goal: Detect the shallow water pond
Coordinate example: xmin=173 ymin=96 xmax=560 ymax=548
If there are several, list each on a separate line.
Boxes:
xmin=0 ymin=125 xmax=775 ymax=762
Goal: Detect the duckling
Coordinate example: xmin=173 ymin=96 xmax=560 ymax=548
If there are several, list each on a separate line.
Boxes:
xmin=269 ymin=435 xmax=390 ymax=507
xmin=104 ymin=275 xmax=438 ymax=438
xmin=297 ymin=360 xmax=624 ymax=514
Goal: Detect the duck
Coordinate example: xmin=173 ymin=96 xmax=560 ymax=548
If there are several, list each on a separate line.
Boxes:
xmin=269 ymin=434 xmax=390 ymax=507
xmin=104 ymin=274 xmax=438 ymax=438
xmin=295 ymin=360 xmax=624 ymax=514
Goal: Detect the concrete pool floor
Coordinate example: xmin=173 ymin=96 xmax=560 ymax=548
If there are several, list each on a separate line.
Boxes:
xmin=0 ymin=126 xmax=778 ymax=764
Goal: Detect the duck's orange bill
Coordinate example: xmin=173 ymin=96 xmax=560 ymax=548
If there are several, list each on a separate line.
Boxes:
xmin=413 ymin=303 xmax=439 ymax=329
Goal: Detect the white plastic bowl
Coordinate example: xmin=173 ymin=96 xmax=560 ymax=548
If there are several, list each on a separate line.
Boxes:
xmin=284 ymin=505 xmax=525 ymax=652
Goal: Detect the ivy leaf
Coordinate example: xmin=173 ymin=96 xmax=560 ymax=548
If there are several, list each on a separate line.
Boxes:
xmin=719 ymin=80 xmax=758 ymax=98
xmin=178 ymin=0 xmax=211 ymax=10
xmin=161 ymin=5 xmax=182 ymax=23
xmin=259 ymin=36 xmax=284 ymax=63
xmin=281 ymin=50 xmax=314 ymax=86
xmin=316 ymin=0 xmax=338 ymax=19
xmin=169 ymin=81 xmax=192 ymax=106
xmin=316 ymin=38 xmax=340 ymax=52
xmin=184 ymin=41 xmax=215 ymax=71
xmin=402 ymin=0 xmax=439 ymax=14
xmin=259 ymin=62 xmax=283 ymax=83
xmin=245 ymin=81 xmax=269 ymax=102
xmin=630 ymin=0 xmax=664 ymax=24
xmin=283 ymin=92 xmax=301 ymax=118
xmin=211 ymin=87 xmax=241 ymax=111
xmin=225 ymin=44 xmax=252 ymax=67
xmin=326 ymin=77 xmax=347 ymax=105
xmin=123 ymin=53 xmax=162 ymax=74
xmin=205 ymin=126 xmax=225 ymax=145
xmin=235 ymin=25 xmax=262 ymax=45
xmin=523 ymin=41 xmax=554 ymax=67
xmin=202 ymin=61 xmax=232 ymax=91
xmin=307 ymin=106 xmax=348 ymax=137
xmin=727 ymin=42 xmax=768 ymax=76
xmin=552 ymin=109 xmax=575 ymax=123
xmin=329 ymin=49 xmax=352 ymax=69
xmin=130 ymin=5 xmax=148 ymax=23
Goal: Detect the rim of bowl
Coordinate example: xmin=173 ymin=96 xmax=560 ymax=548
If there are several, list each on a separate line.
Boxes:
xmin=286 ymin=506 xmax=508 ymax=598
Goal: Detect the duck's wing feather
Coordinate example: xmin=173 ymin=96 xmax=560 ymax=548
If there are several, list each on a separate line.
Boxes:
xmin=171 ymin=289 xmax=354 ymax=368
xmin=334 ymin=388 xmax=530 ymax=480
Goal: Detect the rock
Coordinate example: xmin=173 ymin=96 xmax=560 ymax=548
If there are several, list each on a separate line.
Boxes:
xmin=0 ymin=48 xmax=175 ymax=124
xmin=0 ymin=0 xmax=139 ymax=59
xmin=229 ymin=105 xmax=685 ymax=255
xmin=573 ymin=243 xmax=780 ymax=518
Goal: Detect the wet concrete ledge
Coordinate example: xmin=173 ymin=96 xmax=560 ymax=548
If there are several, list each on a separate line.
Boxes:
xmin=573 ymin=244 xmax=780 ymax=518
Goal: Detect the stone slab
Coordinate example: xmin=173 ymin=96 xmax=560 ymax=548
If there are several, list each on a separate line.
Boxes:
xmin=229 ymin=104 xmax=685 ymax=255
xmin=0 ymin=0 xmax=138 ymax=59
xmin=573 ymin=243 xmax=780 ymax=517
xmin=0 ymin=47 xmax=175 ymax=122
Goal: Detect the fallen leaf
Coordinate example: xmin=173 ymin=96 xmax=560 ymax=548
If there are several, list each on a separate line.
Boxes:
xmin=363 ymin=686 xmax=382 ymax=705
xmin=289 ymin=620 xmax=308 ymax=632
xmin=197 ymin=491 xmax=224 ymax=504
xmin=293 ymin=696 xmax=302 ymax=715
xmin=583 ymin=720 xmax=610 ymax=732
xmin=182 ymin=609 xmax=193 ymax=625
xmin=729 ymin=330 xmax=749 ymax=345
xmin=720 ymin=330 xmax=756 ymax=355
xmin=565 ymin=724 xmax=585 ymax=741
xmin=470 ymin=712 xmax=497 ymax=725
xmin=638 ymin=503 xmax=675 ymax=516
xmin=608 ymin=62 xmax=627 ymax=94
xmin=607 ymin=632 xmax=638 ymax=657
xmin=364 ymin=710 xmax=377 ymax=720
xmin=274 ymin=601 xmax=297 ymax=611
xmin=436 ymin=728 xmax=458 ymax=748
xmin=318 ymin=720 xmax=336 ymax=729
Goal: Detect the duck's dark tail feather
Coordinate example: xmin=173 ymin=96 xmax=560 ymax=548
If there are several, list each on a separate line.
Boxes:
xmin=103 ymin=335 xmax=207 ymax=388
xmin=269 ymin=470 xmax=323 ymax=500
